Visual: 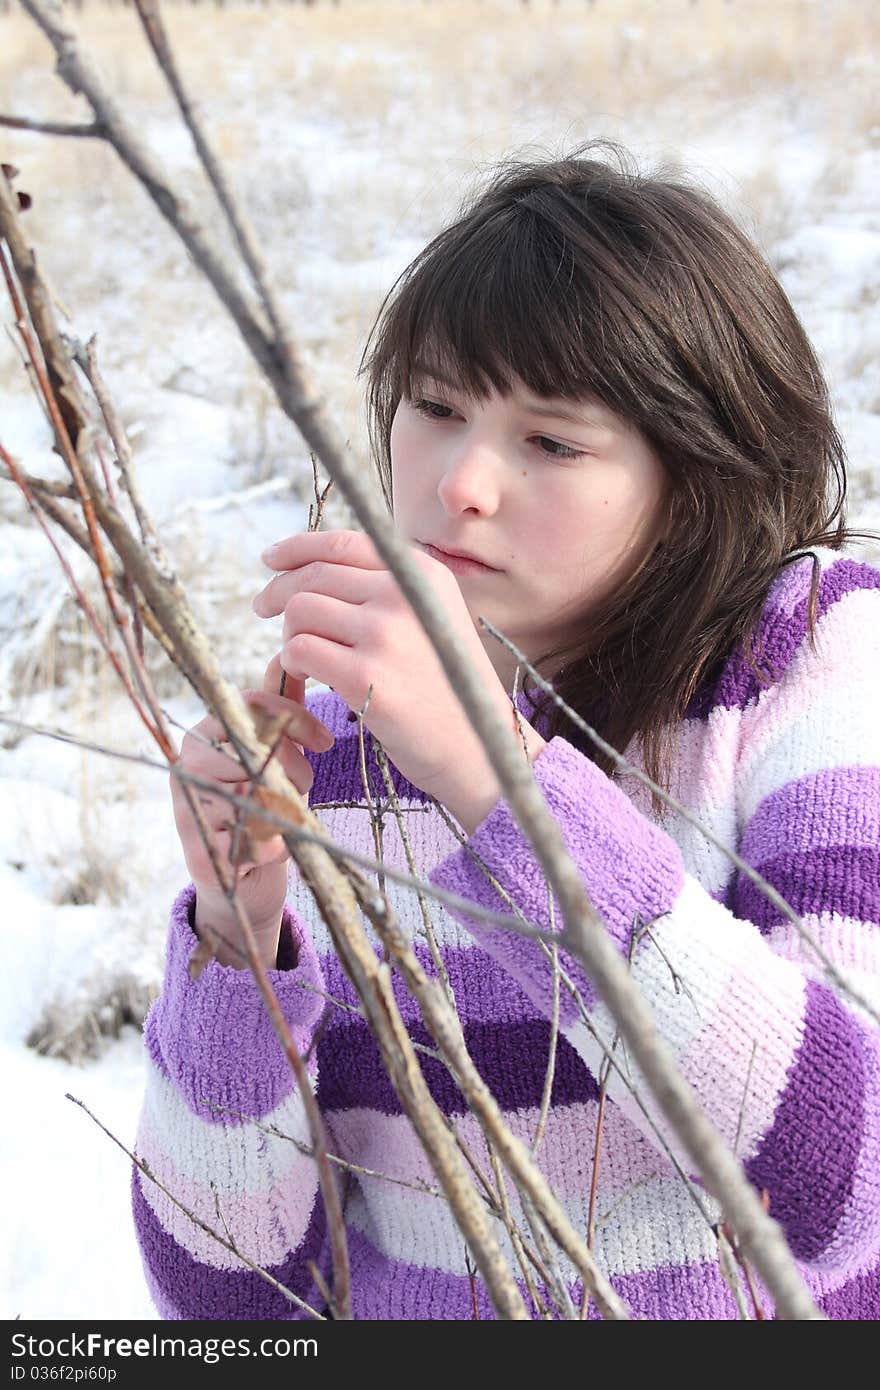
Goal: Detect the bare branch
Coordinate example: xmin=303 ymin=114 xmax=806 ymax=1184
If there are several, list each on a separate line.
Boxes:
xmin=481 ymin=617 xmax=879 ymax=1030
xmin=70 ymin=334 xmax=160 ymax=558
xmin=12 ymin=0 xmax=823 ymax=1317
xmin=133 ymin=0 xmax=292 ymax=353
xmin=0 ymin=113 xmax=102 ymax=138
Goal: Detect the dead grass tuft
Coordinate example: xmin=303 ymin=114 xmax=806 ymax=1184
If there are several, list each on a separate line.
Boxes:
xmin=26 ymin=973 xmax=157 ymax=1064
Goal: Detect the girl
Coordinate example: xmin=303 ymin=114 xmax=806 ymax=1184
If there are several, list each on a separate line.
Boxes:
xmin=135 ymin=144 xmax=880 ymax=1320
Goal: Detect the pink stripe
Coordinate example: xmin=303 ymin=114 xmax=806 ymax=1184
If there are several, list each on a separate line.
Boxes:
xmin=677 ymin=958 xmax=805 ymax=1156
xmin=739 ymin=588 xmax=877 ymax=776
xmin=764 ymin=914 xmax=880 ymax=973
xmin=332 ymin=1099 xmax=673 ymax=1207
xmin=625 ymin=702 xmax=742 ymax=819
xmin=136 ymin=1120 xmax=319 ymax=1269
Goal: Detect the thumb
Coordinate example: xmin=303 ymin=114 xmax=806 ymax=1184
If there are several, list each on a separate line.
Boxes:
xmin=263 ymin=652 xmax=305 ymax=752
xmin=263 ymin=650 xmax=304 ymax=706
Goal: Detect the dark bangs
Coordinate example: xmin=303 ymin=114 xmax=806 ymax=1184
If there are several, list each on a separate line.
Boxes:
xmin=358 ymin=185 xmax=638 ymax=508
xmin=355 ymin=146 xmax=880 ymax=808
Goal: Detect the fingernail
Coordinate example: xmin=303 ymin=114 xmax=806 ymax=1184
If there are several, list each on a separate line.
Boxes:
xmin=260 ymin=542 xmax=282 ymax=564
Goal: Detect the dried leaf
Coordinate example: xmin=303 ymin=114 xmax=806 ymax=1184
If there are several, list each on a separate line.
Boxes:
xmin=1 ymin=163 xmax=30 ymax=211
xmin=223 ymin=784 xmax=306 ymax=854
xmin=249 ymin=703 xmax=301 ymax=751
xmin=188 ymin=936 xmax=216 ymax=981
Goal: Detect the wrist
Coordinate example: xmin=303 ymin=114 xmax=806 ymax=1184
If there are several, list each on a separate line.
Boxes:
xmin=437 ymin=709 xmax=547 ymax=836
xmin=193 ymin=892 xmax=284 ymax=970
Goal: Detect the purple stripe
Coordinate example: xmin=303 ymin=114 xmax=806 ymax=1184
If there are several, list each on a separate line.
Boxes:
xmin=817 ymin=1260 xmax=880 ymax=1319
xmin=687 ymin=556 xmax=880 ymax=719
xmin=305 ymin=684 xmax=553 ymax=803
xmin=344 ymin=1225 xmax=746 ymax=1319
xmin=741 ymin=766 xmax=880 ymax=862
xmin=132 ymin=1167 xmax=331 ymax=1320
xmin=409 ymin=940 xmax=561 ymax=1024
xmin=316 ymin=996 xmax=599 ymax=1117
xmin=305 ymin=689 xmax=426 ymax=806
xmin=733 ymin=846 xmax=880 ymax=934
xmin=429 ymin=736 xmax=683 ymax=1011
xmin=145 ymin=885 xmax=325 ymax=1123
xmin=745 ymin=978 xmax=866 ymax=1261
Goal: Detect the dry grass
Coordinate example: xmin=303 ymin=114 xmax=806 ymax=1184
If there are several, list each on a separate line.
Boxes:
xmin=25 ymin=971 xmax=157 ymax=1063
xmin=2 ymin=0 xmax=875 ymax=435
xmin=1 ymin=0 xmax=877 ymax=1059
xmin=3 ymin=0 xmax=876 ymax=701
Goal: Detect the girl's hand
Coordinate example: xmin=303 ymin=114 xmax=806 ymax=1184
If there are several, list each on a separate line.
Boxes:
xmin=170 ymin=668 xmax=334 ymax=966
xmin=253 ymin=529 xmax=519 ymax=813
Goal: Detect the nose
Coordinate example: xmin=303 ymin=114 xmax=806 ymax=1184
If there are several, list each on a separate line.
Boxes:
xmin=436 ymin=435 xmax=502 ymax=518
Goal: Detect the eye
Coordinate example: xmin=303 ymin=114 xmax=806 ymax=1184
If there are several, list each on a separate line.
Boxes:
xmin=533 ymin=436 xmax=585 ymax=460
xmin=410 ymin=397 xmax=454 ymax=420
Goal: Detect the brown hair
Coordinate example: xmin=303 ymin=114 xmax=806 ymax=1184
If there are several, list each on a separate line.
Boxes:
xmin=357 ymin=141 xmax=879 ymax=809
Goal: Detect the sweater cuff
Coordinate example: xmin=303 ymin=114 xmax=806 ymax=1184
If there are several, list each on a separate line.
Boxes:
xmin=144 ymin=883 xmax=326 ymax=1122
xmin=428 ymin=736 xmax=685 ymax=1010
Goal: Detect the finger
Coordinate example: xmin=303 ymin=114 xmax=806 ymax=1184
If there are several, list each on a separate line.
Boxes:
xmin=260 ymin=528 xmax=382 ymax=579
xmin=171 ymin=773 xmax=246 ymax=834
xmin=280 ymin=592 xmax=361 ymax=649
xmin=185 ymin=690 xmax=334 ymax=754
xmin=274 ymin=736 xmax=316 ymax=787
xmin=263 ymin=654 xmax=305 ymax=751
xmin=243 ymin=689 xmax=335 ymax=750
xmin=265 ymin=661 xmax=303 ymax=706
xmin=190 ymin=826 xmax=290 ymax=884
xmin=253 ymin=559 xmax=376 ymax=619
xmin=279 ymin=631 xmax=357 ymax=694
xmin=176 ymin=739 xmax=260 ymax=784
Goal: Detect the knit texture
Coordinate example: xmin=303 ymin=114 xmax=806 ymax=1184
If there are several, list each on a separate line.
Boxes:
xmin=133 ymin=546 xmax=880 ymax=1319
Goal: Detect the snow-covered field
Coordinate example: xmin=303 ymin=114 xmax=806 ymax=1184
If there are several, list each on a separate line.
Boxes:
xmin=1 ymin=0 xmax=878 ymax=1318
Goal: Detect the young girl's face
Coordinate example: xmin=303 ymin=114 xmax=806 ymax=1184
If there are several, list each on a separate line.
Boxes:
xmin=390 ymin=368 xmax=668 ymax=688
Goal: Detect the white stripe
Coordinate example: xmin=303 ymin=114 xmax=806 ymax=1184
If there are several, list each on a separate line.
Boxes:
xmin=738 ymin=587 xmax=880 ymax=822
xmin=564 ymin=877 xmax=808 ymax=1163
xmin=292 ymin=800 xmax=489 ymax=956
xmin=347 ymin=1169 xmax=719 ymax=1279
xmin=138 ymin=1051 xmax=317 ymax=1192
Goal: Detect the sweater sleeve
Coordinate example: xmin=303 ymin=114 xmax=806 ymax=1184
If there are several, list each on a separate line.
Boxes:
xmin=429 ymin=560 xmax=880 ymax=1278
xmin=132 ymin=882 xmax=344 ymax=1320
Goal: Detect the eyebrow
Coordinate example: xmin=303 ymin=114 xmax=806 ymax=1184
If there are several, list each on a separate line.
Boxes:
xmin=411 ymin=363 xmax=608 ymax=429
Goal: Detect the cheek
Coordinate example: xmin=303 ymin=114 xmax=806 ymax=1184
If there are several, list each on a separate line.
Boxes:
xmin=389 ymin=412 xmax=418 ymax=515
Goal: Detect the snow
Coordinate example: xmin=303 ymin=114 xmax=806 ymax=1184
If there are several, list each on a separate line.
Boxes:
xmin=1 ymin=1032 xmax=158 ymax=1320
xmin=1 ymin=0 xmax=878 ymax=1320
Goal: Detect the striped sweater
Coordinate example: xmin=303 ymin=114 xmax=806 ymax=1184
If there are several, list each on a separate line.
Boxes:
xmin=133 ymin=545 xmax=880 ymax=1319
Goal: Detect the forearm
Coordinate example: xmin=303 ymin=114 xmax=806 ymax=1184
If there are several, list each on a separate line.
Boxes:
xmin=427 ymin=735 xmax=880 ymax=1273
xmin=194 ymin=888 xmax=285 ymax=970
xmin=135 ymin=883 xmax=337 ymax=1318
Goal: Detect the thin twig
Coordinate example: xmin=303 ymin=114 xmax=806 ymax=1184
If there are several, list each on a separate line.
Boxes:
xmin=71 ymin=334 xmax=160 ymax=558
xmin=0 ymin=114 xmax=102 ymax=138
xmin=485 ymin=1141 xmax=549 ymax=1318
xmin=717 ymin=1226 xmax=751 ymax=1320
xmin=429 ymin=790 xmax=716 ymax=1229
xmin=374 ymin=735 xmax=459 ymax=1016
xmin=0 ymin=712 xmax=557 ymax=939
xmin=520 ymin=1189 xmax=578 ymax=1320
xmin=133 ymin=0 xmax=291 ymax=353
xmin=14 ymin=0 xmax=822 ymax=1316
xmin=65 ymin=1093 xmax=325 ymax=1320
xmin=482 ymin=617 xmax=878 ymax=1030
xmin=354 ymin=686 xmax=386 ymax=899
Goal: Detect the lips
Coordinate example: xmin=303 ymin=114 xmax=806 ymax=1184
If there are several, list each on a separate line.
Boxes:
xmin=419 ymin=541 xmax=500 ymax=570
